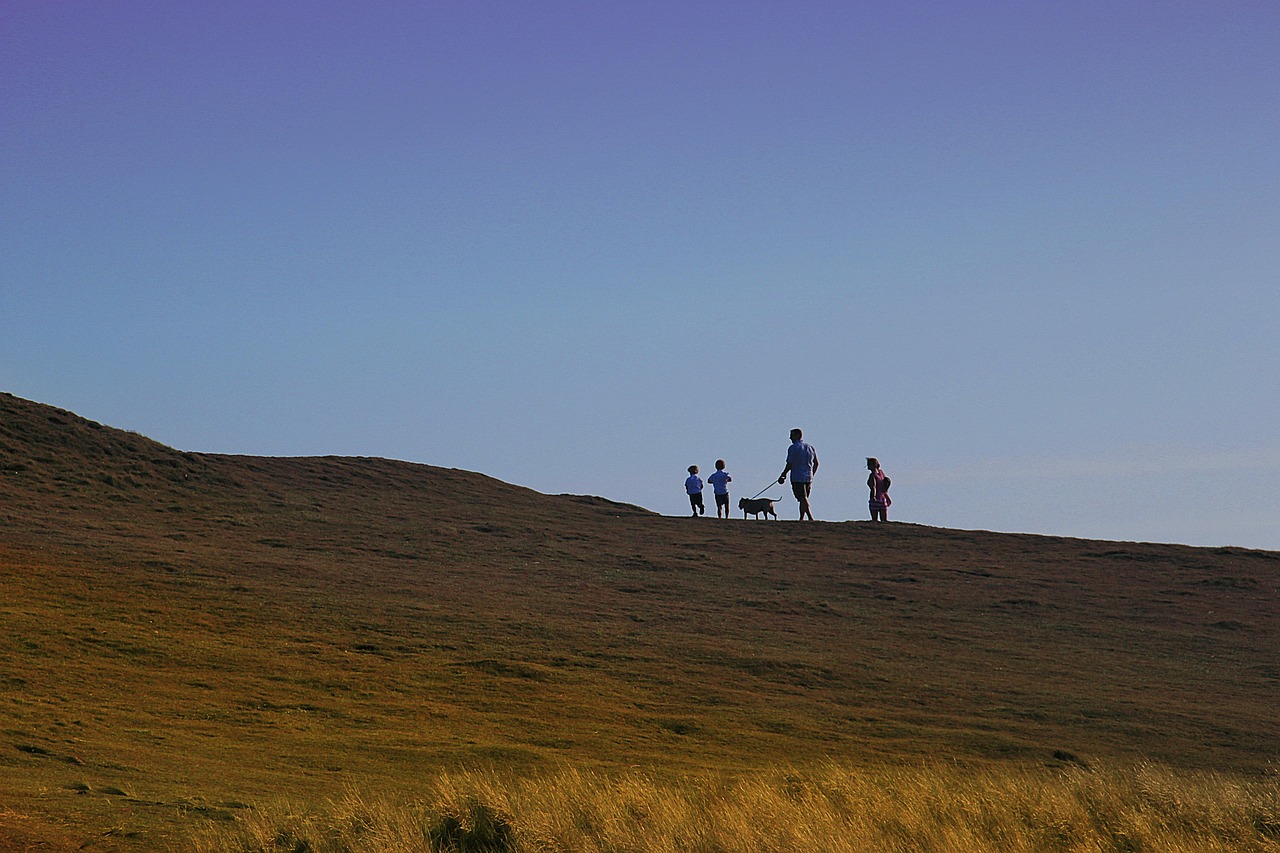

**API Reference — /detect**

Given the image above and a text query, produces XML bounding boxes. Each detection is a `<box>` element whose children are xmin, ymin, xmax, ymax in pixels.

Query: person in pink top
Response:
<box><xmin>867</xmin><ymin>457</ymin><xmax>891</xmax><ymax>522</ymax></box>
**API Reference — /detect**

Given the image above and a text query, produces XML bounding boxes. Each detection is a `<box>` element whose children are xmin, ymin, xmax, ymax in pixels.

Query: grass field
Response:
<box><xmin>1</xmin><ymin>392</ymin><xmax>1277</xmax><ymax>850</ymax></box>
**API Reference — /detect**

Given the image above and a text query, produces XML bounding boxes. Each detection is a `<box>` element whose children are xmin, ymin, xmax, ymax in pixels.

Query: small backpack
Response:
<box><xmin>881</xmin><ymin>475</ymin><xmax>890</xmax><ymax>491</ymax></box>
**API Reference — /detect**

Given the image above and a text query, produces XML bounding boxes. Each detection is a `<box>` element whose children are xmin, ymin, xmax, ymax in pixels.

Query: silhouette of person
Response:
<box><xmin>685</xmin><ymin>465</ymin><xmax>705</xmax><ymax>517</ymax></box>
<box><xmin>707</xmin><ymin>459</ymin><xmax>732</xmax><ymax>519</ymax></box>
<box><xmin>867</xmin><ymin>457</ymin><xmax>891</xmax><ymax>522</ymax></box>
<box><xmin>778</xmin><ymin>428</ymin><xmax>818</xmax><ymax>521</ymax></box>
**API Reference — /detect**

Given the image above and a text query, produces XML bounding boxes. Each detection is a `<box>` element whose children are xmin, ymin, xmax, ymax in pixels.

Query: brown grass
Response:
<box><xmin>191</xmin><ymin>762</ymin><xmax>1280</xmax><ymax>852</ymax></box>
<box><xmin>1</xmin><ymin>391</ymin><xmax>1277</xmax><ymax>850</ymax></box>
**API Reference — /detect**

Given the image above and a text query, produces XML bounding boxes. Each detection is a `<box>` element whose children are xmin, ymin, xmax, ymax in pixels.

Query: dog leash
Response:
<box><xmin>749</xmin><ymin>480</ymin><xmax>782</xmax><ymax>500</ymax></box>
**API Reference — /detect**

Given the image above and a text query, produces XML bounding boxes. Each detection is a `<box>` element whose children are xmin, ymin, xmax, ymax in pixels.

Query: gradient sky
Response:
<box><xmin>4</xmin><ymin>2</ymin><xmax>1278</xmax><ymax>550</ymax></box>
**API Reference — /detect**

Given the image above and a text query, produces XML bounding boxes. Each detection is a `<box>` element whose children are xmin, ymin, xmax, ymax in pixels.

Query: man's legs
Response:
<box><xmin>791</xmin><ymin>481</ymin><xmax>813</xmax><ymax>521</ymax></box>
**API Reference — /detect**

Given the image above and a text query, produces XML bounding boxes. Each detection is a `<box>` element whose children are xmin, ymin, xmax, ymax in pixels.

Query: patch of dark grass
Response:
<box><xmin>657</xmin><ymin>718</ymin><xmax>701</xmax><ymax>736</ymax></box>
<box><xmin>272</xmin><ymin>828</ymin><xmax>313</xmax><ymax>852</ymax></box>
<box><xmin>454</xmin><ymin>659</ymin><xmax>550</xmax><ymax>681</ymax></box>
<box><xmin>1194</xmin><ymin>577</ymin><xmax>1260</xmax><ymax>589</ymax></box>
<box><xmin>994</xmin><ymin>598</ymin><xmax>1052</xmax><ymax>609</ymax></box>
<box><xmin>174</xmin><ymin>799</ymin><xmax>239</xmax><ymax>821</ymax></box>
<box><xmin>79</xmin><ymin>636</ymin><xmax>158</xmax><ymax>658</ymax></box>
<box><xmin>1254</xmin><ymin>814</ymin><xmax>1280</xmax><ymax>839</ymax></box>
<box><xmin>726</xmin><ymin>656</ymin><xmax>836</xmax><ymax>689</ymax></box>
<box><xmin>1051</xmin><ymin>749</ymin><xmax>1090</xmax><ymax>767</ymax></box>
<box><xmin>428</xmin><ymin>798</ymin><xmax>514</xmax><ymax>853</ymax></box>
<box><xmin>757</xmin><ymin>718</ymin><xmax>799</xmax><ymax>735</ymax></box>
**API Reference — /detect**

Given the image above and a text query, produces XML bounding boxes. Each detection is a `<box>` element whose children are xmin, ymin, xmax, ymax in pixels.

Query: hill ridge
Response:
<box><xmin>1</xmin><ymin>390</ymin><xmax>1278</xmax><ymax>848</ymax></box>
<box><xmin>5</xmin><ymin>390</ymin><xmax>1274</xmax><ymax>554</ymax></box>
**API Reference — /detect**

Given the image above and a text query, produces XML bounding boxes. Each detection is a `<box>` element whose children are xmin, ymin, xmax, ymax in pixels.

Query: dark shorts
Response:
<box><xmin>715</xmin><ymin>492</ymin><xmax>730</xmax><ymax>508</ymax></box>
<box><xmin>791</xmin><ymin>481</ymin><xmax>811</xmax><ymax>502</ymax></box>
<box><xmin>689</xmin><ymin>493</ymin><xmax>704</xmax><ymax>510</ymax></box>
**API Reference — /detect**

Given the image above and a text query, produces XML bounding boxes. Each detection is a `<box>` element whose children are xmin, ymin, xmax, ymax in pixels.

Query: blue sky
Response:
<box><xmin>4</xmin><ymin>2</ymin><xmax>1278</xmax><ymax>549</ymax></box>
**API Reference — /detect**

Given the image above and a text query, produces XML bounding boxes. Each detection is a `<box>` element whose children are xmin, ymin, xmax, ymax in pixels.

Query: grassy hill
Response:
<box><xmin>1</xmin><ymin>391</ymin><xmax>1276</xmax><ymax>850</ymax></box>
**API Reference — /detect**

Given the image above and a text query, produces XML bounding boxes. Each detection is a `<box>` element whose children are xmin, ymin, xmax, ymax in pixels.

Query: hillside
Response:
<box><xmin>1</xmin><ymin>391</ymin><xmax>1277</xmax><ymax>850</ymax></box>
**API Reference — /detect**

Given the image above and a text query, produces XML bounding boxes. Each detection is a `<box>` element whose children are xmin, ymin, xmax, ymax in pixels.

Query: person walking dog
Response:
<box><xmin>778</xmin><ymin>428</ymin><xmax>819</xmax><ymax>521</ymax></box>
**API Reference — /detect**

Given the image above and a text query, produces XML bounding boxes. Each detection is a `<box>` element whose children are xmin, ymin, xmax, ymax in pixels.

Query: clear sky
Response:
<box><xmin>4</xmin><ymin>2</ymin><xmax>1278</xmax><ymax>550</ymax></box>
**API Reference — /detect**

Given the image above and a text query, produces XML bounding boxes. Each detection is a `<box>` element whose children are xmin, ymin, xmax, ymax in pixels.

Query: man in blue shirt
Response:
<box><xmin>778</xmin><ymin>428</ymin><xmax>819</xmax><ymax>521</ymax></box>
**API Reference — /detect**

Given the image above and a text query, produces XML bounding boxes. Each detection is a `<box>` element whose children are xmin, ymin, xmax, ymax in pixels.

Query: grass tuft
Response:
<box><xmin>427</xmin><ymin>798</ymin><xmax>514</xmax><ymax>852</ymax></box>
<box><xmin>189</xmin><ymin>762</ymin><xmax>1280</xmax><ymax>852</ymax></box>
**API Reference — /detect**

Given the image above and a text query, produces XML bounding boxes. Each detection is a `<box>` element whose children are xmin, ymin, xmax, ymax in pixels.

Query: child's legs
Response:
<box><xmin>715</xmin><ymin>493</ymin><xmax>729</xmax><ymax>518</ymax></box>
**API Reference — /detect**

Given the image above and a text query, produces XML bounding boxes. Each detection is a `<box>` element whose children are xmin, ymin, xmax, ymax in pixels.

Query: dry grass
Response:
<box><xmin>191</xmin><ymin>762</ymin><xmax>1280</xmax><ymax>852</ymax></box>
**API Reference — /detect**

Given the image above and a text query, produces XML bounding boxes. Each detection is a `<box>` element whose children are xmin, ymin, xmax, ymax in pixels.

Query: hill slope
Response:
<box><xmin>1</xmin><ymin>391</ymin><xmax>1277</xmax><ymax>848</ymax></box>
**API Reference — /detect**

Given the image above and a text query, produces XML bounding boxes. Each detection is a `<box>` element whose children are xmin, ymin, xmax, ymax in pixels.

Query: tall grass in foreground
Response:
<box><xmin>190</xmin><ymin>761</ymin><xmax>1280</xmax><ymax>852</ymax></box>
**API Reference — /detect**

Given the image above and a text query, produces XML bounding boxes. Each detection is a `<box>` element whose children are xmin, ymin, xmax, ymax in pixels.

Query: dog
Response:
<box><xmin>738</xmin><ymin>497</ymin><xmax>778</xmax><ymax>520</ymax></box>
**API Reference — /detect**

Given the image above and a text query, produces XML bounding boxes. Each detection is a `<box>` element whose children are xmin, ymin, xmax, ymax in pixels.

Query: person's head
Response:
<box><xmin>790</xmin><ymin>428</ymin><xmax>803</xmax><ymax>442</ymax></box>
<box><xmin>715</xmin><ymin>459</ymin><xmax>726</xmax><ymax>470</ymax></box>
<box><xmin>866</xmin><ymin>457</ymin><xmax>880</xmax><ymax>471</ymax></box>
<box><xmin>688</xmin><ymin>465</ymin><xmax>698</xmax><ymax>474</ymax></box>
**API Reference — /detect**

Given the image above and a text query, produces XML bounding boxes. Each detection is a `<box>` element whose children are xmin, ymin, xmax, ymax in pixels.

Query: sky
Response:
<box><xmin>3</xmin><ymin>2</ymin><xmax>1278</xmax><ymax>550</ymax></box>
